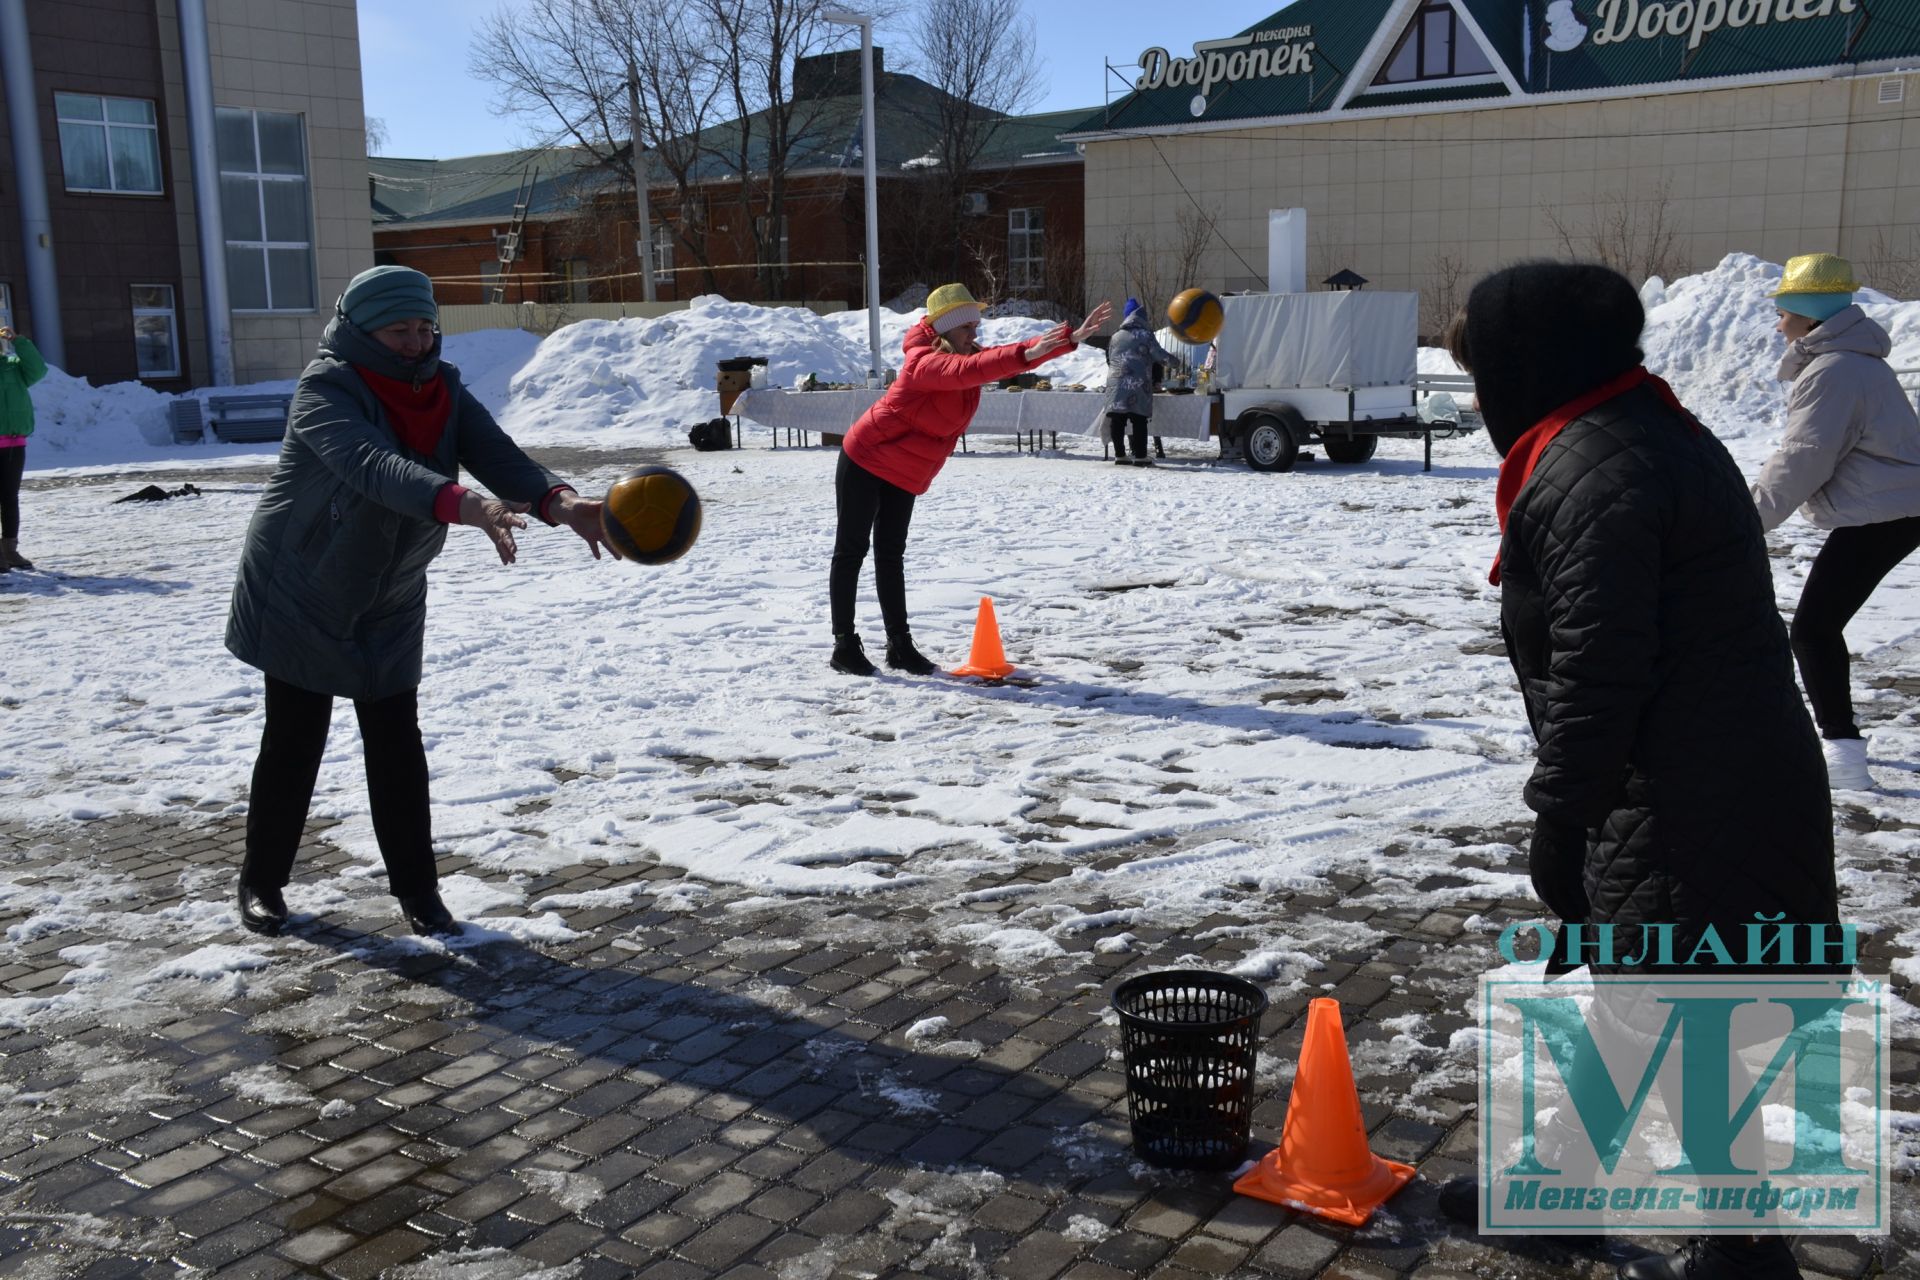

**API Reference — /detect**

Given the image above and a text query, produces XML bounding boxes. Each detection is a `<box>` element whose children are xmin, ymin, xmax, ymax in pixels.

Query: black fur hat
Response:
<box><xmin>1460</xmin><ymin>263</ymin><xmax>1645</xmax><ymax>456</ymax></box>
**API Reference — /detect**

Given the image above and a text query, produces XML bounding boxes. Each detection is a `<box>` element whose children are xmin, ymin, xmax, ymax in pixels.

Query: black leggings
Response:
<box><xmin>830</xmin><ymin>451</ymin><xmax>916</xmax><ymax>637</ymax></box>
<box><xmin>1108</xmin><ymin>412</ymin><xmax>1148</xmax><ymax>460</ymax></box>
<box><xmin>241</xmin><ymin>675</ymin><xmax>438</xmax><ymax>897</ymax></box>
<box><xmin>1790</xmin><ymin>515</ymin><xmax>1920</xmax><ymax>739</ymax></box>
<box><xmin>0</xmin><ymin>445</ymin><xmax>22</xmax><ymax>540</ymax></box>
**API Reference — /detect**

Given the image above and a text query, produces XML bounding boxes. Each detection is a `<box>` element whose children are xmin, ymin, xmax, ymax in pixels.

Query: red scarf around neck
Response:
<box><xmin>1488</xmin><ymin>365</ymin><xmax>1698</xmax><ymax>586</ymax></box>
<box><xmin>356</xmin><ymin>366</ymin><xmax>452</xmax><ymax>456</ymax></box>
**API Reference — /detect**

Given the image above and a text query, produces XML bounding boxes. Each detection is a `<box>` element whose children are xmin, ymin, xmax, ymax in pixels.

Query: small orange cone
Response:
<box><xmin>951</xmin><ymin>596</ymin><xmax>1015</xmax><ymax>678</ymax></box>
<box><xmin>1234</xmin><ymin>998</ymin><xmax>1415</xmax><ymax>1227</ymax></box>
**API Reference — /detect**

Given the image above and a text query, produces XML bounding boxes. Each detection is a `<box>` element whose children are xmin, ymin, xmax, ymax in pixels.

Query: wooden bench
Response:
<box><xmin>169</xmin><ymin>392</ymin><xmax>294</xmax><ymax>444</ymax></box>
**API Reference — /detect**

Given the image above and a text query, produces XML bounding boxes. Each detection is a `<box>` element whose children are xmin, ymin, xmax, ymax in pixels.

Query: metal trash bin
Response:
<box><xmin>1112</xmin><ymin>969</ymin><xmax>1268</xmax><ymax>1170</ymax></box>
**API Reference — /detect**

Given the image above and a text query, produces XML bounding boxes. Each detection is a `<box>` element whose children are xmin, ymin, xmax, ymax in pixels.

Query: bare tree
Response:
<box><xmin>700</xmin><ymin>0</ymin><xmax>856</xmax><ymax>296</ymax></box>
<box><xmin>1171</xmin><ymin>203</ymin><xmax>1218</xmax><ymax>294</ymax></box>
<box><xmin>1541</xmin><ymin>177</ymin><xmax>1688</xmax><ymax>284</ymax></box>
<box><xmin>1420</xmin><ymin>249</ymin><xmax>1468</xmax><ymax>343</ymax></box>
<box><xmin>967</xmin><ymin>241</ymin><xmax>1004</xmax><ymax>307</ymax></box>
<box><xmin>470</xmin><ymin>0</ymin><xmax>723</xmax><ymax>295</ymax></box>
<box><xmin>365</xmin><ymin>117</ymin><xmax>388</xmax><ymax>156</ymax></box>
<box><xmin>1859</xmin><ymin>226</ymin><xmax>1920</xmax><ymax>300</ymax></box>
<box><xmin>1042</xmin><ymin>229</ymin><xmax>1087</xmax><ymax>318</ymax></box>
<box><xmin>898</xmin><ymin>0</ymin><xmax>1043</xmax><ymax>279</ymax></box>
<box><xmin>1115</xmin><ymin>227</ymin><xmax>1168</xmax><ymax>322</ymax></box>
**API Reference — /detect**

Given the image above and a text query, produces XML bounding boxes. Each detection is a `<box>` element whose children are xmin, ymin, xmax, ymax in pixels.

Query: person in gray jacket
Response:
<box><xmin>1102</xmin><ymin>298</ymin><xmax>1179</xmax><ymax>466</ymax></box>
<box><xmin>226</xmin><ymin>266</ymin><xmax>607</xmax><ymax>938</ymax></box>
<box><xmin>1751</xmin><ymin>253</ymin><xmax>1920</xmax><ymax>791</ymax></box>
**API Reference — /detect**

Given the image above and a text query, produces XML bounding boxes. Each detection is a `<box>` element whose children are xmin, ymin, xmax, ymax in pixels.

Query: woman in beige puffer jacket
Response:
<box><xmin>1751</xmin><ymin>253</ymin><xmax>1920</xmax><ymax>790</ymax></box>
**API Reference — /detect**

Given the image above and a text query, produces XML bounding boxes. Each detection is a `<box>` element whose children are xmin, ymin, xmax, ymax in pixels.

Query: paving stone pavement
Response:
<box><xmin>0</xmin><ymin>812</ymin><xmax>1912</xmax><ymax>1279</ymax></box>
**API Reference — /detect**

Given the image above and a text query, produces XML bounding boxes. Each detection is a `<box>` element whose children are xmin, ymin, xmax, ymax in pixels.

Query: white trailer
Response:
<box><xmin>1210</xmin><ymin>290</ymin><xmax>1476</xmax><ymax>472</ymax></box>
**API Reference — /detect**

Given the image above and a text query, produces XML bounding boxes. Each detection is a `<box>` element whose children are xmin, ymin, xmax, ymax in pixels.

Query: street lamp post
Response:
<box><xmin>822</xmin><ymin>9</ymin><xmax>881</xmax><ymax>387</ymax></box>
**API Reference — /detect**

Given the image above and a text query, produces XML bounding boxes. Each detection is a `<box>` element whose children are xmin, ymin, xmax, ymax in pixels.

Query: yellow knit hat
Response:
<box><xmin>926</xmin><ymin>283</ymin><xmax>984</xmax><ymax>334</ymax></box>
<box><xmin>1770</xmin><ymin>253</ymin><xmax>1861</xmax><ymax>297</ymax></box>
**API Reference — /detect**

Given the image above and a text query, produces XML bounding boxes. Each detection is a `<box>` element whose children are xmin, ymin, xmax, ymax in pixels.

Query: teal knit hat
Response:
<box><xmin>339</xmin><ymin>265</ymin><xmax>437</xmax><ymax>333</ymax></box>
<box><xmin>1775</xmin><ymin>292</ymin><xmax>1853</xmax><ymax>323</ymax></box>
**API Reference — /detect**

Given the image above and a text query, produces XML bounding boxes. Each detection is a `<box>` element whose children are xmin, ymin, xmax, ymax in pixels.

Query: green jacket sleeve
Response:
<box><xmin>12</xmin><ymin>338</ymin><xmax>47</xmax><ymax>387</ymax></box>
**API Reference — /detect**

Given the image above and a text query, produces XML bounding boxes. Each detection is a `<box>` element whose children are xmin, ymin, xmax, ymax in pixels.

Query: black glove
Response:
<box><xmin>1528</xmin><ymin>817</ymin><xmax>1590</xmax><ymax>925</ymax></box>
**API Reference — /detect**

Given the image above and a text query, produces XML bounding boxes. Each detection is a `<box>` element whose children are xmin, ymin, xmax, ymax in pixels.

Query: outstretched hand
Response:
<box><xmin>1024</xmin><ymin>301</ymin><xmax>1115</xmax><ymax>361</ymax></box>
<box><xmin>459</xmin><ymin>491</ymin><xmax>530</xmax><ymax>564</ymax></box>
<box><xmin>1072</xmin><ymin>300</ymin><xmax>1114</xmax><ymax>343</ymax></box>
<box><xmin>551</xmin><ymin>492</ymin><xmax>610</xmax><ymax>560</ymax></box>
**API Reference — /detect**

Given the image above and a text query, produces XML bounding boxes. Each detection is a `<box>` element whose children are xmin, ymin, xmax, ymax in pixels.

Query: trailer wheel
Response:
<box><xmin>1322</xmin><ymin>433</ymin><xmax>1378</xmax><ymax>465</ymax></box>
<box><xmin>1241</xmin><ymin>411</ymin><xmax>1301</xmax><ymax>473</ymax></box>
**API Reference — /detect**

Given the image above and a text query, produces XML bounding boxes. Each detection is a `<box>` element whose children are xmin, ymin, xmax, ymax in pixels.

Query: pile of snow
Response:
<box><xmin>1641</xmin><ymin>252</ymin><xmax>1920</xmax><ymax>439</ymax></box>
<box><xmin>442</xmin><ymin>328</ymin><xmax>541</xmax><ymax>411</ymax></box>
<box><xmin>31</xmin><ymin>252</ymin><xmax>1920</xmax><ymax>468</ymax></box>
<box><xmin>1419</xmin><ymin>253</ymin><xmax>1920</xmax><ymax>442</ymax></box>
<box><xmin>885</xmin><ymin>283</ymin><xmax>931</xmax><ymax>312</ymax></box>
<box><xmin>25</xmin><ymin>366</ymin><xmax>174</xmax><ymax>463</ymax></box>
<box><xmin>495</xmin><ymin>295</ymin><xmax>1107</xmax><ymax>448</ymax></box>
<box><xmin>21</xmin><ymin>328</ymin><xmax>539</xmax><ymax>473</ymax></box>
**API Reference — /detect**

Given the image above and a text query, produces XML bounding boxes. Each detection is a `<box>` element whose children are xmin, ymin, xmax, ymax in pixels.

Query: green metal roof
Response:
<box><xmin>1064</xmin><ymin>0</ymin><xmax>1920</xmax><ymax>135</ymax></box>
<box><xmin>371</xmin><ymin>79</ymin><xmax>1091</xmax><ymax>227</ymax></box>
<box><xmin>369</xmin><ymin>147</ymin><xmax>614</xmax><ymax>225</ymax></box>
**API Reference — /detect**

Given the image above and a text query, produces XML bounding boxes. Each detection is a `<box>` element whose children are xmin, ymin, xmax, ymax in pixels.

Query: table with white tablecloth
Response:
<box><xmin>730</xmin><ymin>387</ymin><xmax>1217</xmax><ymax>449</ymax></box>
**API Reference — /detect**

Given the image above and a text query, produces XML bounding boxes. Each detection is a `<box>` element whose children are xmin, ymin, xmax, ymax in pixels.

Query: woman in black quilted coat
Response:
<box><xmin>1444</xmin><ymin>264</ymin><xmax>1837</xmax><ymax>1280</ymax></box>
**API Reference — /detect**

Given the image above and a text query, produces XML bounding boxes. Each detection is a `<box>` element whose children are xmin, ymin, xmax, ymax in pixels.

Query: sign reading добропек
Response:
<box><xmin>1134</xmin><ymin>25</ymin><xmax>1318</xmax><ymax>103</ymax></box>
<box><xmin>1590</xmin><ymin>0</ymin><xmax>1859</xmax><ymax>51</ymax></box>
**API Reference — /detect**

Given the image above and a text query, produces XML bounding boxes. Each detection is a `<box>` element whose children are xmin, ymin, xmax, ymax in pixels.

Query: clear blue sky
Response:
<box><xmin>360</xmin><ymin>1</ymin><xmax>1292</xmax><ymax>159</ymax></box>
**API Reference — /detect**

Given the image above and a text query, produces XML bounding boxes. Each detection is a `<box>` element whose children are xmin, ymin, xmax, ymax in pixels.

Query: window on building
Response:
<box><xmin>651</xmin><ymin>226</ymin><xmax>674</xmax><ymax>285</ymax></box>
<box><xmin>1374</xmin><ymin>1</ymin><xmax>1496</xmax><ymax>86</ymax></box>
<box><xmin>216</xmin><ymin>107</ymin><xmax>315</xmax><ymax>311</ymax></box>
<box><xmin>753</xmin><ymin>215</ymin><xmax>790</xmax><ymax>266</ymax></box>
<box><xmin>0</xmin><ymin>283</ymin><xmax>12</xmax><ymax>335</ymax></box>
<box><xmin>55</xmin><ymin>93</ymin><xmax>163</xmax><ymax>194</ymax></box>
<box><xmin>131</xmin><ymin>285</ymin><xmax>180</xmax><ymax>378</ymax></box>
<box><xmin>1008</xmin><ymin>207</ymin><xmax>1044</xmax><ymax>294</ymax></box>
<box><xmin>562</xmin><ymin>258</ymin><xmax>591</xmax><ymax>302</ymax></box>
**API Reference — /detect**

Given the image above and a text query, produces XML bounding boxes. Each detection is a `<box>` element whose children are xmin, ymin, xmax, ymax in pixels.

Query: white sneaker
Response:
<box><xmin>1822</xmin><ymin>737</ymin><xmax>1873</xmax><ymax>791</ymax></box>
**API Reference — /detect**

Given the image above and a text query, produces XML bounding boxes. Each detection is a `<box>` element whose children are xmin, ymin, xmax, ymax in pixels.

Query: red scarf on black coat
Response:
<box><xmin>355</xmin><ymin>366</ymin><xmax>452</xmax><ymax>456</ymax></box>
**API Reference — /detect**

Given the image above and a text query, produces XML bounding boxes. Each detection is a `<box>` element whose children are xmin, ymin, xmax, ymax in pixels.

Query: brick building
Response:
<box><xmin>0</xmin><ymin>0</ymin><xmax>373</xmax><ymax>387</ymax></box>
<box><xmin>370</xmin><ymin>51</ymin><xmax>1090</xmax><ymax>312</ymax></box>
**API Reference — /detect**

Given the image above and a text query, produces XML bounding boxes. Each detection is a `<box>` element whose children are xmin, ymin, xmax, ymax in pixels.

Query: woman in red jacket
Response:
<box><xmin>829</xmin><ymin>286</ymin><xmax>1111</xmax><ymax>675</ymax></box>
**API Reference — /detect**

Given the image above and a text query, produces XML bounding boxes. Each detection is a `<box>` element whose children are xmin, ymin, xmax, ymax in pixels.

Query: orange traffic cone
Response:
<box><xmin>951</xmin><ymin>596</ymin><xmax>1015</xmax><ymax>678</ymax></box>
<box><xmin>1233</xmin><ymin>998</ymin><xmax>1415</xmax><ymax>1227</ymax></box>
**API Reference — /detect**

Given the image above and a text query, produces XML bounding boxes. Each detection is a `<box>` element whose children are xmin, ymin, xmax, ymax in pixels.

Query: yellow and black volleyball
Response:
<box><xmin>1167</xmin><ymin>288</ymin><xmax>1225</xmax><ymax>345</ymax></box>
<box><xmin>601</xmin><ymin>465</ymin><xmax>702</xmax><ymax>565</ymax></box>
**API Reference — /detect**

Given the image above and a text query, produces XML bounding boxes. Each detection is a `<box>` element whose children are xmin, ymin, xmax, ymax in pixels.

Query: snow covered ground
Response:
<box><xmin>6</xmin><ymin>253</ymin><xmax>1920</xmax><ymax>1049</ymax></box>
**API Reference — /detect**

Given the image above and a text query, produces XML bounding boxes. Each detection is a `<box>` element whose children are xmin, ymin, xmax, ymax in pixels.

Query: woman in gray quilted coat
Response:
<box><xmin>1102</xmin><ymin>298</ymin><xmax>1178</xmax><ymax>466</ymax></box>
<box><xmin>1751</xmin><ymin>253</ymin><xmax>1920</xmax><ymax>791</ymax></box>
<box><xmin>225</xmin><ymin>266</ymin><xmax>608</xmax><ymax>938</ymax></box>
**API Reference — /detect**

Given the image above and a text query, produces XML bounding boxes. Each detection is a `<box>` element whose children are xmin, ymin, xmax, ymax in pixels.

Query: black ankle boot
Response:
<box><xmin>884</xmin><ymin>634</ymin><xmax>938</xmax><ymax>676</ymax></box>
<box><xmin>830</xmin><ymin>632</ymin><xmax>876</xmax><ymax>676</ymax></box>
<box><xmin>237</xmin><ymin>881</ymin><xmax>289</xmax><ymax>936</ymax></box>
<box><xmin>1618</xmin><ymin>1236</ymin><xmax>1801</xmax><ymax>1280</ymax></box>
<box><xmin>398</xmin><ymin>889</ymin><xmax>459</xmax><ymax>938</ymax></box>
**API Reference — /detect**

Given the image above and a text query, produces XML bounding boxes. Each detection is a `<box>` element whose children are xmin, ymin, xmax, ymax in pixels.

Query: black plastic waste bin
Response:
<box><xmin>1112</xmin><ymin>969</ymin><xmax>1268</xmax><ymax>1170</ymax></box>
